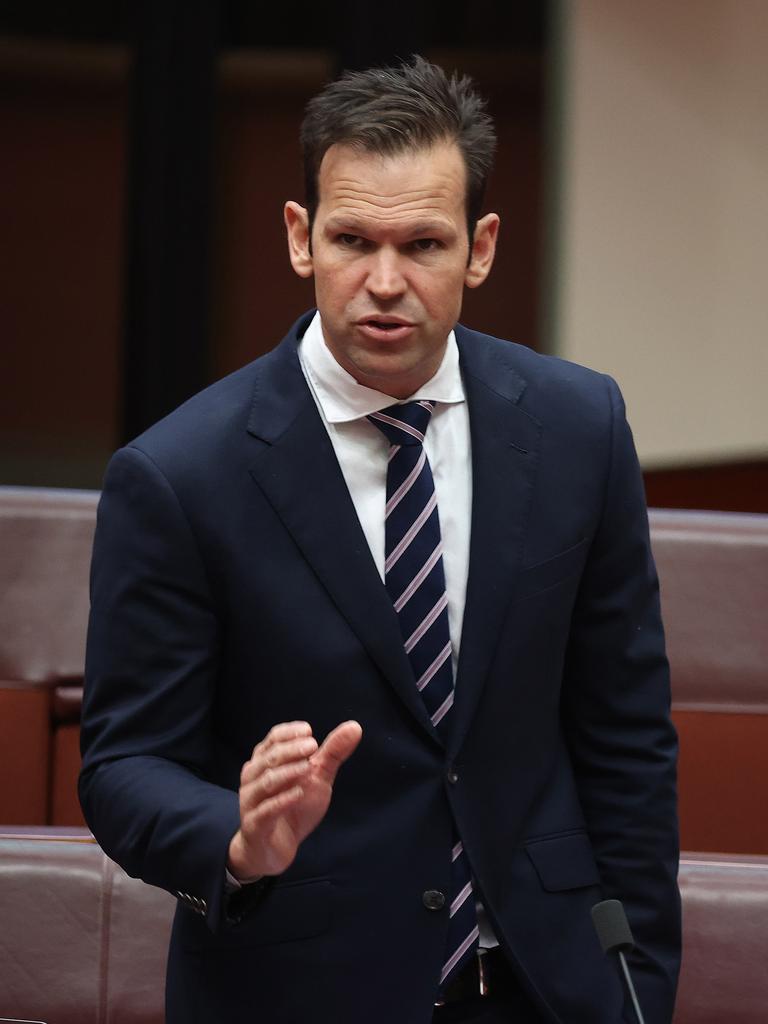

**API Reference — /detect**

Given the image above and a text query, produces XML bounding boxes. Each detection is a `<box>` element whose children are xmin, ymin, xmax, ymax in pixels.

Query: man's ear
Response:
<box><xmin>284</xmin><ymin>201</ymin><xmax>314</xmax><ymax>278</ymax></box>
<box><xmin>465</xmin><ymin>213</ymin><xmax>500</xmax><ymax>289</ymax></box>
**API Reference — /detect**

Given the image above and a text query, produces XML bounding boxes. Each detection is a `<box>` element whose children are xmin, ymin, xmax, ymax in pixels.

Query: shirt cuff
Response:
<box><xmin>225</xmin><ymin>867</ymin><xmax>264</xmax><ymax>893</ymax></box>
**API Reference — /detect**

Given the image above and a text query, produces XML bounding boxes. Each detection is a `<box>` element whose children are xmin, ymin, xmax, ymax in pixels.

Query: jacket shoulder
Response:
<box><xmin>129</xmin><ymin>359</ymin><xmax>263</xmax><ymax>463</ymax></box>
<box><xmin>456</xmin><ymin>324</ymin><xmax>620</xmax><ymax>427</ymax></box>
<box><xmin>123</xmin><ymin>313</ymin><xmax>314</xmax><ymax>476</ymax></box>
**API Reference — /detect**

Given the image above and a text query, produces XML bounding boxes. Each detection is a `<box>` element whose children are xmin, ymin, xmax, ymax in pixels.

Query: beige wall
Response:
<box><xmin>554</xmin><ymin>0</ymin><xmax>768</xmax><ymax>468</ymax></box>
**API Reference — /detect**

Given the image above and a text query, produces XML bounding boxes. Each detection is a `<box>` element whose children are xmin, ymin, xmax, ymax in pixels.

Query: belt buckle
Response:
<box><xmin>477</xmin><ymin>948</ymin><xmax>489</xmax><ymax>997</ymax></box>
<box><xmin>434</xmin><ymin>949</ymin><xmax>490</xmax><ymax>1008</ymax></box>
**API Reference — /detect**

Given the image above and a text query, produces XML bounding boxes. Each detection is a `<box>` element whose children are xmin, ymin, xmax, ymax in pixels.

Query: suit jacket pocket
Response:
<box><xmin>187</xmin><ymin>877</ymin><xmax>333</xmax><ymax>950</ymax></box>
<box><xmin>516</xmin><ymin>538</ymin><xmax>588</xmax><ymax>602</ymax></box>
<box><xmin>232</xmin><ymin>876</ymin><xmax>332</xmax><ymax>945</ymax></box>
<box><xmin>525</xmin><ymin>831</ymin><xmax>601</xmax><ymax>892</ymax></box>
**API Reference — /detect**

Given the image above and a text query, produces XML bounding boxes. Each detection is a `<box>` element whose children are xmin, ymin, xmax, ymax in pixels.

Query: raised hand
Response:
<box><xmin>227</xmin><ymin>719</ymin><xmax>363</xmax><ymax>880</ymax></box>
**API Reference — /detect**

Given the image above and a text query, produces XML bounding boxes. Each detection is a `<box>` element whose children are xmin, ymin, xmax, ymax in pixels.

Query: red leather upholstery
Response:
<box><xmin>0</xmin><ymin>828</ymin><xmax>173</xmax><ymax>1024</ymax></box>
<box><xmin>649</xmin><ymin>510</ymin><xmax>768</xmax><ymax>853</ymax></box>
<box><xmin>0</xmin><ymin>487</ymin><xmax>96</xmax><ymax>825</ymax></box>
<box><xmin>675</xmin><ymin>853</ymin><xmax>768</xmax><ymax>1023</ymax></box>
<box><xmin>2</xmin><ymin>489</ymin><xmax>767</xmax><ymax>858</ymax></box>
<box><xmin>1</xmin><ymin>830</ymin><xmax>765</xmax><ymax>1023</ymax></box>
<box><xmin>650</xmin><ymin>510</ymin><xmax>768</xmax><ymax>710</ymax></box>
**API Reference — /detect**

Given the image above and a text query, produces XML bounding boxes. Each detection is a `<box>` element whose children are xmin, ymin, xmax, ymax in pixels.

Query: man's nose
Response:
<box><xmin>366</xmin><ymin>249</ymin><xmax>406</xmax><ymax>299</ymax></box>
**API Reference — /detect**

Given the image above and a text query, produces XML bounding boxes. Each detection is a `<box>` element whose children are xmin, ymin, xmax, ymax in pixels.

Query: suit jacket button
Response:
<box><xmin>446</xmin><ymin>768</ymin><xmax>459</xmax><ymax>784</ymax></box>
<box><xmin>423</xmin><ymin>889</ymin><xmax>446</xmax><ymax>911</ymax></box>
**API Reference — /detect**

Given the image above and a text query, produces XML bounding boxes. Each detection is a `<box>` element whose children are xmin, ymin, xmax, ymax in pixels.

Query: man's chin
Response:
<box><xmin>345</xmin><ymin>354</ymin><xmax>435</xmax><ymax>399</ymax></box>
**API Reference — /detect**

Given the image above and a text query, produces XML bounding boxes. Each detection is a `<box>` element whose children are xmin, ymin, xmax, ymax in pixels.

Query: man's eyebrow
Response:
<box><xmin>323</xmin><ymin>217</ymin><xmax>366</xmax><ymax>233</ymax></box>
<box><xmin>404</xmin><ymin>220</ymin><xmax>455</xmax><ymax>237</ymax></box>
<box><xmin>323</xmin><ymin>216</ymin><xmax>454</xmax><ymax>237</ymax></box>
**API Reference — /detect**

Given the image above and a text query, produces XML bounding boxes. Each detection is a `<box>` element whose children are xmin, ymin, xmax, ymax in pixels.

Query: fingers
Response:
<box><xmin>230</xmin><ymin>719</ymin><xmax>363</xmax><ymax>879</ymax></box>
<box><xmin>311</xmin><ymin>720</ymin><xmax>363</xmax><ymax>783</ymax></box>
<box><xmin>243</xmin><ymin>737</ymin><xmax>317</xmax><ymax>781</ymax></box>
<box><xmin>239</xmin><ymin>718</ymin><xmax>362</xmax><ymax>813</ymax></box>
<box><xmin>250</xmin><ymin>721</ymin><xmax>313</xmax><ymax>762</ymax></box>
<box><xmin>241</xmin><ymin>782</ymin><xmax>306</xmax><ymax>833</ymax></box>
<box><xmin>228</xmin><ymin>772</ymin><xmax>308</xmax><ymax>879</ymax></box>
<box><xmin>243</xmin><ymin>722</ymin><xmax>316</xmax><ymax>778</ymax></box>
<box><xmin>240</xmin><ymin>725</ymin><xmax>317</xmax><ymax>811</ymax></box>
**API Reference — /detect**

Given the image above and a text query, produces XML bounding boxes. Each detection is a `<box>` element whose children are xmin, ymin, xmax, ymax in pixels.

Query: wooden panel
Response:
<box><xmin>674</xmin><ymin>710</ymin><xmax>768</xmax><ymax>855</ymax></box>
<box><xmin>645</xmin><ymin>460</ymin><xmax>768</xmax><ymax>514</ymax></box>
<box><xmin>51</xmin><ymin>723</ymin><xmax>85</xmax><ymax>827</ymax></box>
<box><xmin>0</xmin><ymin>40</ymin><xmax>126</xmax><ymax>487</ymax></box>
<box><xmin>0</xmin><ymin>688</ymin><xmax>50</xmax><ymax>824</ymax></box>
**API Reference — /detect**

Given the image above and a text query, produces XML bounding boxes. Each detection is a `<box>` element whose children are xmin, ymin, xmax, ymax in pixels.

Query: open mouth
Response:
<box><xmin>367</xmin><ymin>320</ymin><xmax>404</xmax><ymax>330</ymax></box>
<box><xmin>357</xmin><ymin>319</ymin><xmax>415</xmax><ymax>341</ymax></box>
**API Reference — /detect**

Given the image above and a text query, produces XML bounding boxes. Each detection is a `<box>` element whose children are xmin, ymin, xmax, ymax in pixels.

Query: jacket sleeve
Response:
<box><xmin>79</xmin><ymin>444</ymin><xmax>241</xmax><ymax>931</ymax></box>
<box><xmin>560</xmin><ymin>375</ymin><xmax>681</xmax><ymax>1022</ymax></box>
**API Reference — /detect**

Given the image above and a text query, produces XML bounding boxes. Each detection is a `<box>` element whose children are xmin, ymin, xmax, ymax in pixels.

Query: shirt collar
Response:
<box><xmin>299</xmin><ymin>311</ymin><xmax>465</xmax><ymax>424</ymax></box>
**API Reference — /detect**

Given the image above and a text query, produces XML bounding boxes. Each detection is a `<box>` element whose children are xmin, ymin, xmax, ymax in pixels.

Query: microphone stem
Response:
<box><xmin>618</xmin><ymin>951</ymin><xmax>646</xmax><ymax>1024</ymax></box>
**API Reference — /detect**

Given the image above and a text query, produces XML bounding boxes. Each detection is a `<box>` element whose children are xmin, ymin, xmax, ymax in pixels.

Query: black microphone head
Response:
<box><xmin>591</xmin><ymin>899</ymin><xmax>635</xmax><ymax>955</ymax></box>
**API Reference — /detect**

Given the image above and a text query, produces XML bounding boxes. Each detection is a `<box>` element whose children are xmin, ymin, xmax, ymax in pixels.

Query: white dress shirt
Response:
<box><xmin>298</xmin><ymin>311</ymin><xmax>472</xmax><ymax>679</ymax></box>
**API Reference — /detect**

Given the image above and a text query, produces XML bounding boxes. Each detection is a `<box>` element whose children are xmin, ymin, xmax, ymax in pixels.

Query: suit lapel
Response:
<box><xmin>449</xmin><ymin>327</ymin><xmax>542</xmax><ymax>757</ymax></box>
<box><xmin>245</xmin><ymin>318</ymin><xmax>440</xmax><ymax>742</ymax></box>
<box><xmin>244</xmin><ymin>317</ymin><xmax>542</xmax><ymax>750</ymax></box>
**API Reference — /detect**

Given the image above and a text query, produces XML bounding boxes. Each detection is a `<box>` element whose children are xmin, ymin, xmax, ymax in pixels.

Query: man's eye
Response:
<box><xmin>338</xmin><ymin>233</ymin><xmax>361</xmax><ymax>246</ymax></box>
<box><xmin>413</xmin><ymin>238</ymin><xmax>440</xmax><ymax>252</ymax></box>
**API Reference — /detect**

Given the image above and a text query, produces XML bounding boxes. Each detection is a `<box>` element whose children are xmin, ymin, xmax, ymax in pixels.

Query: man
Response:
<box><xmin>80</xmin><ymin>57</ymin><xmax>680</xmax><ymax>1023</ymax></box>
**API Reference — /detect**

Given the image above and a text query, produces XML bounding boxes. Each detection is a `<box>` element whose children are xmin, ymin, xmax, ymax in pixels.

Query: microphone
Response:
<box><xmin>591</xmin><ymin>899</ymin><xmax>646</xmax><ymax>1024</ymax></box>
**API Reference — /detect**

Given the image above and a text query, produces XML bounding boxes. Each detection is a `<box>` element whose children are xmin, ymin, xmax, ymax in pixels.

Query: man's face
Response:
<box><xmin>285</xmin><ymin>141</ymin><xmax>499</xmax><ymax>398</ymax></box>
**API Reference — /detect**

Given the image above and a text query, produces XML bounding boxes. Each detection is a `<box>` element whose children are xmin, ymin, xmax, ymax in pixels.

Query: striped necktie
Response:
<box><xmin>368</xmin><ymin>400</ymin><xmax>479</xmax><ymax>994</ymax></box>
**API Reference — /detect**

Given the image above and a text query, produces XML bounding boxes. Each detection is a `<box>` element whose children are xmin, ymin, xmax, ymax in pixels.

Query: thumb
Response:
<box><xmin>311</xmin><ymin>720</ymin><xmax>363</xmax><ymax>783</ymax></box>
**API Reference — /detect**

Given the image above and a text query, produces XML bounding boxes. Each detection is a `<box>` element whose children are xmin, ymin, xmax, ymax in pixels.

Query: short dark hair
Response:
<box><xmin>300</xmin><ymin>56</ymin><xmax>497</xmax><ymax>243</ymax></box>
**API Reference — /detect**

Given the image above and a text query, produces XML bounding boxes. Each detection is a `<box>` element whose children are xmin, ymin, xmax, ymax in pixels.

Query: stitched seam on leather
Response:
<box><xmin>98</xmin><ymin>851</ymin><xmax>113</xmax><ymax>1024</ymax></box>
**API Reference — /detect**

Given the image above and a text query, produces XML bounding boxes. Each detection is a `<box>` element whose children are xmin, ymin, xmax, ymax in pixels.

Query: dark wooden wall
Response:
<box><xmin>1</xmin><ymin>34</ymin><xmax>765</xmax><ymax>511</ymax></box>
<box><xmin>1</xmin><ymin>42</ymin><xmax>546</xmax><ymax>489</ymax></box>
<box><xmin>0</xmin><ymin>40</ymin><xmax>126</xmax><ymax>487</ymax></box>
<box><xmin>644</xmin><ymin>461</ymin><xmax>768</xmax><ymax>514</ymax></box>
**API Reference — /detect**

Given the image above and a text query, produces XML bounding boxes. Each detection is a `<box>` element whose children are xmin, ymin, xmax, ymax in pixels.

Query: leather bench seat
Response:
<box><xmin>2</xmin><ymin>488</ymin><xmax>768</xmax><ymax>857</ymax></box>
<box><xmin>649</xmin><ymin>510</ymin><xmax>768</xmax><ymax>853</ymax></box>
<box><xmin>1</xmin><ymin>829</ymin><xmax>766</xmax><ymax>1023</ymax></box>
<box><xmin>675</xmin><ymin>853</ymin><xmax>768</xmax><ymax>1023</ymax></box>
<box><xmin>0</xmin><ymin>487</ymin><xmax>96</xmax><ymax>826</ymax></box>
<box><xmin>0</xmin><ymin>827</ymin><xmax>173</xmax><ymax>1024</ymax></box>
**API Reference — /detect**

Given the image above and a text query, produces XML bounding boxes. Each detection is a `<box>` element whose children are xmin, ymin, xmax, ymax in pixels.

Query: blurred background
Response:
<box><xmin>1</xmin><ymin>0</ymin><xmax>766</xmax><ymax>509</ymax></box>
<box><xmin>2</xmin><ymin>20</ymin><xmax>768</xmax><ymax>1009</ymax></box>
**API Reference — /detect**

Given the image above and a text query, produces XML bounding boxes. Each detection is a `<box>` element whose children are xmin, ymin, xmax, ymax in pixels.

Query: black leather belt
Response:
<box><xmin>434</xmin><ymin>947</ymin><xmax>510</xmax><ymax>1006</ymax></box>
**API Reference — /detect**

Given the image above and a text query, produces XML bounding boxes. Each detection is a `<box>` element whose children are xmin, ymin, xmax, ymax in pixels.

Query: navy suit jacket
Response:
<box><xmin>80</xmin><ymin>312</ymin><xmax>680</xmax><ymax>1023</ymax></box>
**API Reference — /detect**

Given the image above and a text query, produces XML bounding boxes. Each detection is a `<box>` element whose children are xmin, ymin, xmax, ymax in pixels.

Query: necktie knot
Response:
<box><xmin>368</xmin><ymin>400</ymin><xmax>435</xmax><ymax>447</ymax></box>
